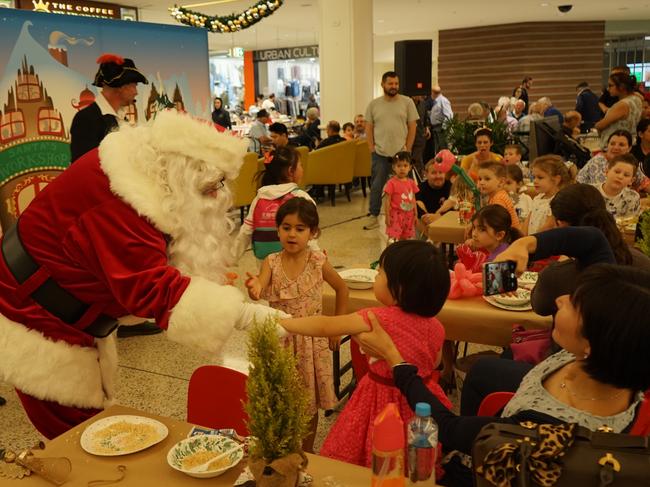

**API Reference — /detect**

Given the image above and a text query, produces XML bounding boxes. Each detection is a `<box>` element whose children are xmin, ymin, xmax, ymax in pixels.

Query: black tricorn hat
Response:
<box><xmin>92</xmin><ymin>53</ymin><xmax>148</xmax><ymax>88</ymax></box>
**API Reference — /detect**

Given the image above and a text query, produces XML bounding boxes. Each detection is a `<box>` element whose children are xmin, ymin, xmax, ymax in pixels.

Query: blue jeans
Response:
<box><xmin>369</xmin><ymin>152</ymin><xmax>392</xmax><ymax>216</ymax></box>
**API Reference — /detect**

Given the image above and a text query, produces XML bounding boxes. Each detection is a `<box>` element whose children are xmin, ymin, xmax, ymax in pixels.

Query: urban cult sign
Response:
<box><xmin>16</xmin><ymin>0</ymin><xmax>128</xmax><ymax>19</ymax></box>
<box><xmin>253</xmin><ymin>45</ymin><xmax>319</xmax><ymax>62</ymax></box>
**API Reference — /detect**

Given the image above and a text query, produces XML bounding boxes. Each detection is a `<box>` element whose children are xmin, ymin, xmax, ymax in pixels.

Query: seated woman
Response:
<box><xmin>357</xmin><ymin>244</ymin><xmax>650</xmax><ymax>486</ymax></box>
<box><xmin>459</xmin><ymin>127</ymin><xmax>503</xmax><ymax>180</ymax></box>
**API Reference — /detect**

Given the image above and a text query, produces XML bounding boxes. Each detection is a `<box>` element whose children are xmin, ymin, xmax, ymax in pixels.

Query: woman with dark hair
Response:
<box><xmin>356</xmin><ymin>242</ymin><xmax>650</xmax><ymax>486</ymax></box>
<box><xmin>595</xmin><ymin>73</ymin><xmax>642</xmax><ymax>149</ymax></box>
<box><xmin>211</xmin><ymin>97</ymin><xmax>232</xmax><ymax>129</ymax></box>
<box><xmin>459</xmin><ymin>127</ymin><xmax>502</xmax><ymax>180</ymax></box>
<box><xmin>576</xmin><ymin>129</ymin><xmax>644</xmax><ymax>188</ymax></box>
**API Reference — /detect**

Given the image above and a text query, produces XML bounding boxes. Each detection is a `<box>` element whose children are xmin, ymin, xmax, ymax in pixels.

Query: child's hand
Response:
<box><xmin>328</xmin><ymin>336</ymin><xmax>341</xmax><ymax>351</ymax></box>
<box><xmin>245</xmin><ymin>272</ymin><xmax>263</xmax><ymax>300</ymax></box>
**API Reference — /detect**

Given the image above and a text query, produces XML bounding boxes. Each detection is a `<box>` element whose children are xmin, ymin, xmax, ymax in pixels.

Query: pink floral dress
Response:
<box><xmin>262</xmin><ymin>250</ymin><xmax>337</xmax><ymax>415</ymax></box>
<box><xmin>319</xmin><ymin>305</ymin><xmax>451</xmax><ymax>466</ymax></box>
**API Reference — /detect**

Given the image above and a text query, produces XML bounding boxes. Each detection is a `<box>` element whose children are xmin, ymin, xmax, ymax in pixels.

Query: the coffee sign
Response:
<box><xmin>16</xmin><ymin>0</ymin><xmax>133</xmax><ymax>19</ymax></box>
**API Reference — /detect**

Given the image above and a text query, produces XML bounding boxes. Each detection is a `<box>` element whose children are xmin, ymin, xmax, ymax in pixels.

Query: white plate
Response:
<box><xmin>80</xmin><ymin>415</ymin><xmax>168</xmax><ymax>456</ymax></box>
<box><xmin>483</xmin><ymin>295</ymin><xmax>532</xmax><ymax>311</ymax></box>
<box><xmin>338</xmin><ymin>268</ymin><xmax>378</xmax><ymax>289</ymax></box>
<box><xmin>167</xmin><ymin>434</ymin><xmax>243</xmax><ymax>479</ymax></box>
<box><xmin>491</xmin><ymin>289</ymin><xmax>531</xmax><ymax>306</ymax></box>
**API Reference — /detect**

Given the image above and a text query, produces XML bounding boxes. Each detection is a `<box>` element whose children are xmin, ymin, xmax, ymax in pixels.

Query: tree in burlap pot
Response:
<box><xmin>245</xmin><ymin>317</ymin><xmax>311</xmax><ymax>487</ymax></box>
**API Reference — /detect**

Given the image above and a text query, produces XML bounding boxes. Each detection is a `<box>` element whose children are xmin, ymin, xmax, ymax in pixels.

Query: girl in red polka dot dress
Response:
<box><xmin>281</xmin><ymin>240</ymin><xmax>452</xmax><ymax>466</ymax></box>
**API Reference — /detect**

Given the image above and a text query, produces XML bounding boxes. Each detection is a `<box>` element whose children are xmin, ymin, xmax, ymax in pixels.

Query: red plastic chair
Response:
<box><xmin>629</xmin><ymin>390</ymin><xmax>650</xmax><ymax>436</ymax></box>
<box><xmin>350</xmin><ymin>340</ymin><xmax>370</xmax><ymax>382</ymax></box>
<box><xmin>477</xmin><ymin>392</ymin><xmax>515</xmax><ymax>417</ymax></box>
<box><xmin>187</xmin><ymin>365</ymin><xmax>249</xmax><ymax>435</ymax></box>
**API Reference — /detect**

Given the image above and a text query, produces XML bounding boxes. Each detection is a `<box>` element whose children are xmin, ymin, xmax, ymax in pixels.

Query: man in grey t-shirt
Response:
<box><xmin>363</xmin><ymin>71</ymin><xmax>419</xmax><ymax>229</ymax></box>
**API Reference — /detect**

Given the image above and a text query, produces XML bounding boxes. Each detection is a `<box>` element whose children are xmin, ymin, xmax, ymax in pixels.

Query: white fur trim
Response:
<box><xmin>0</xmin><ymin>314</ymin><xmax>112</xmax><ymax>409</ymax></box>
<box><xmin>167</xmin><ymin>277</ymin><xmax>244</xmax><ymax>354</ymax></box>
<box><xmin>99</xmin><ymin>111</ymin><xmax>248</xmax><ymax>234</ymax></box>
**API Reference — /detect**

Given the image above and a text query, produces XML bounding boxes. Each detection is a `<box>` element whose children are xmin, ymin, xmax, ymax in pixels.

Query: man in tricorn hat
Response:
<box><xmin>70</xmin><ymin>54</ymin><xmax>158</xmax><ymax>338</ymax></box>
<box><xmin>69</xmin><ymin>53</ymin><xmax>148</xmax><ymax>163</ymax></box>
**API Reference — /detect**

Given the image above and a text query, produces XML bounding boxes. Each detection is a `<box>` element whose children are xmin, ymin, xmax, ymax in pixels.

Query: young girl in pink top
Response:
<box><xmin>281</xmin><ymin>240</ymin><xmax>452</xmax><ymax>467</ymax></box>
<box><xmin>384</xmin><ymin>151</ymin><xmax>419</xmax><ymax>242</ymax></box>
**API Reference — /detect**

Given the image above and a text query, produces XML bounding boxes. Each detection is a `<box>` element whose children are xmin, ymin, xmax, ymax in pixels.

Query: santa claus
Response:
<box><xmin>0</xmin><ymin>111</ymin><xmax>279</xmax><ymax>438</ymax></box>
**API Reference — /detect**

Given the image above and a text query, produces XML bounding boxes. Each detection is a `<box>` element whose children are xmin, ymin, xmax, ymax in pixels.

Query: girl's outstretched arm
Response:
<box><xmin>280</xmin><ymin>312</ymin><xmax>369</xmax><ymax>337</ymax></box>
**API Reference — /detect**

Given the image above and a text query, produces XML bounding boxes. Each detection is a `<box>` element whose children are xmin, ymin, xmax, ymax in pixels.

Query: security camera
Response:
<box><xmin>558</xmin><ymin>4</ymin><xmax>573</xmax><ymax>12</ymax></box>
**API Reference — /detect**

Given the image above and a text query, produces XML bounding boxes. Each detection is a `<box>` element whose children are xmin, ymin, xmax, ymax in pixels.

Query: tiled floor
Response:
<box><xmin>0</xmin><ymin>188</ymin><xmax>386</xmax><ymax>452</ymax></box>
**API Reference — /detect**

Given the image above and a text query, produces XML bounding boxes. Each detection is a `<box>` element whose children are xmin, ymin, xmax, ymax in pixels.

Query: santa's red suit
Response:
<box><xmin>0</xmin><ymin>112</ymin><xmax>274</xmax><ymax>438</ymax></box>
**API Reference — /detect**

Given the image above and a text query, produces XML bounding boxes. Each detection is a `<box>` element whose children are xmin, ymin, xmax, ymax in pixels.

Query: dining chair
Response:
<box><xmin>302</xmin><ymin>140</ymin><xmax>355</xmax><ymax>206</ymax></box>
<box><xmin>353</xmin><ymin>140</ymin><xmax>372</xmax><ymax>197</ymax></box>
<box><xmin>477</xmin><ymin>391</ymin><xmax>515</xmax><ymax>417</ymax></box>
<box><xmin>187</xmin><ymin>365</ymin><xmax>249</xmax><ymax>435</ymax></box>
<box><xmin>230</xmin><ymin>152</ymin><xmax>260</xmax><ymax>224</ymax></box>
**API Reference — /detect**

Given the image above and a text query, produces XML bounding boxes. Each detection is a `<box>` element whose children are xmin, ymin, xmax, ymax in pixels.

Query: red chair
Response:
<box><xmin>350</xmin><ymin>340</ymin><xmax>370</xmax><ymax>382</ymax></box>
<box><xmin>187</xmin><ymin>365</ymin><xmax>249</xmax><ymax>435</ymax></box>
<box><xmin>477</xmin><ymin>392</ymin><xmax>515</xmax><ymax>417</ymax></box>
<box><xmin>629</xmin><ymin>390</ymin><xmax>650</xmax><ymax>436</ymax></box>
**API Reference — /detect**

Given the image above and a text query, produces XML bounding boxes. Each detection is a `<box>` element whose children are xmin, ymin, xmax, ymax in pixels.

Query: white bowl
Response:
<box><xmin>338</xmin><ymin>268</ymin><xmax>378</xmax><ymax>290</ymax></box>
<box><xmin>167</xmin><ymin>434</ymin><xmax>243</xmax><ymax>479</ymax></box>
<box><xmin>492</xmin><ymin>289</ymin><xmax>531</xmax><ymax>306</ymax></box>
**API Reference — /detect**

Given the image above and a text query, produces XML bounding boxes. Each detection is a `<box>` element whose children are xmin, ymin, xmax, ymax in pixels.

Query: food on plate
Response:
<box><xmin>91</xmin><ymin>421</ymin><xmax>160</xmax><ymax>454</ymax></box>
<box><xmin>181</xmin><ymin>451</ymin><xmax>231</xmax><ymax>471</ymax></box>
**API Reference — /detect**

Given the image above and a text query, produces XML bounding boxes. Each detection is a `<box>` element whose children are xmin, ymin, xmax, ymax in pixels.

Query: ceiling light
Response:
<box><xmin>377</xmin><ymin>19</ymin><xmax>385</xmax><ymax>23</ymax></box>
<box><xmin>540</xmin><ymin>2</ymin><xmax>549</xmax><ymax>6</ymax></box>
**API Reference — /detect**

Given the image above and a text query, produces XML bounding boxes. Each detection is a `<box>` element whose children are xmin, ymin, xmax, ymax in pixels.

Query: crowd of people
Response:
<box><xmin>3</xmin><ymin>53</ymin><xmax>650</xmax><ymax>487</ymax></box>
<box><xmin>221</xmin><ymin>68</ymin><xmax>650</xmax><ymax>485</ymax></box>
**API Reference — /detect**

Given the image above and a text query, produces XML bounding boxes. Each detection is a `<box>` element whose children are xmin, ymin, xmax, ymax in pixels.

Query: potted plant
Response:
<box><xmin>245</xmin><ymin>317</ymin><xmax>311</xmax><ymax>487</ymax></box>
<box><xmin>442</xmin><ymin>116</ymin><xmax>516</xmax><ymax>156</ymax></box>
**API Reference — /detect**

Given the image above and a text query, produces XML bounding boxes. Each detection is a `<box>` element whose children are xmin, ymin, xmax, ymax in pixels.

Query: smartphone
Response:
<box><xmin>482</xmin><ymin>260</ymin><xmax>518</xmax><ymax>296</ymax></box>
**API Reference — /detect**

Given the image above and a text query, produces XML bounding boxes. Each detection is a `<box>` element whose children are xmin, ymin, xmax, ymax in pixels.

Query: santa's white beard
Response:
<box><xmin>160</xmin><ymin>157</ymin><xmax>235</xmax><ymax>283</ymax></box>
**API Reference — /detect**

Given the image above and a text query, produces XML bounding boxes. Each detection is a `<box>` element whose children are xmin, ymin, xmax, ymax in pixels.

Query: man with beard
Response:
<box><xmin>0</xmin><ymin>111</ymin><xmax>282</xmax><ymax>439</ymax></box>
<box><xmin>363</xmin><ymin>72</ymin><xmax>419</xmax><ymax>230</ymax></box>
<box><xmin>70</xmin><ymin>54</ymin><xmax>147</xmax><ymax>163</ymax></box>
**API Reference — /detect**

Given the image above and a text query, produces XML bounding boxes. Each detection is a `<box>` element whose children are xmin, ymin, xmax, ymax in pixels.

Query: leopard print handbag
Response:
<box><xmin>472</xmin><ymin>421</ymin><xmax>650</xmax><ymax>487</ymax></box>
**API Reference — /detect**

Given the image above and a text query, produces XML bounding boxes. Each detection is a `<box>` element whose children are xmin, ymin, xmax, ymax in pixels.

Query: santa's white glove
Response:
<box><xmin>236</xmin><ymin>302</ymin><xmax>290</xmax><ymax>337</ymax></box>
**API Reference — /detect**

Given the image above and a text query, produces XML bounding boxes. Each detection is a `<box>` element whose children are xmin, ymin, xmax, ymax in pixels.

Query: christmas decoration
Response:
<box><xmin>169</xmin><ymin>0</ymin><xmax>284</xmax><ymax>33</ymax></box>
<box><xmin>245</xmin><ymin>316</ymin><xmax>310</xmax><ymax>487</ymax></box>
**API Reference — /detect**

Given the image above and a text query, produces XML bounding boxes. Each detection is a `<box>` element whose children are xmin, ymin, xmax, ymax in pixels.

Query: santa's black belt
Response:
<box><xmin>1</xmin><ymin>221</ymin><xmax>118</xmax><ymax>338</ymax></box>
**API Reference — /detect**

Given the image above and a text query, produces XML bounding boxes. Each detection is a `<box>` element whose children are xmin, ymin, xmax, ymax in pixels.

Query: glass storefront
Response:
<box><xmin>209</xmin><ymin>55</ymin><xmax>244</xmax><ymax>110</ymax></box>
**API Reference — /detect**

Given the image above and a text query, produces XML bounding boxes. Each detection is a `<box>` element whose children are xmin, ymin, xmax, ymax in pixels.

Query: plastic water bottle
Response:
<box><xmin>406</xmin><ymin>403</ymin><xmax>438</xmax><ymax>487</ymax></box>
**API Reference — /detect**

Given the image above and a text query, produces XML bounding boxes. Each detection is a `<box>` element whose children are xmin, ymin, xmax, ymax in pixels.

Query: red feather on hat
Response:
<box><xmin>96</xmin><ymin>54</ymin><xmax>124</xmax><ymax>65</ymax></box>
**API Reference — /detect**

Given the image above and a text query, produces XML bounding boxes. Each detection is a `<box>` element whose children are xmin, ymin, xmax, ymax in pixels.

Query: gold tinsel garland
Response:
<box><xmin>169</xmin><ymin>0</ymin><xmax>283</xmax><ymax>33</ymax></box>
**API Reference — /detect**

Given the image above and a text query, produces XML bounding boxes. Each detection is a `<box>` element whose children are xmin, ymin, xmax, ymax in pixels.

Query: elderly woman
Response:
<box><xmin>595</xmin><ymin>72</ymin><xmax>642</xmax><ymax>149</ymax></box>
<box><xmin>459</xmin><ymin>127</ymin><xmax>502</xmax><ymax>180</ymax></box>
<box><xmin>577</xmin><ymin>129</ymin><xmax>645</xmax><ymax>188</ymax></box>
<box><xmin>356</xmin><ymin>228</ymin><xmax>650</xmax><ymax>486</ymax></box>
<box><xmin>300</xmin><ymin>107</ymin><xmax>321</xmax><ymax>148</ymax></box>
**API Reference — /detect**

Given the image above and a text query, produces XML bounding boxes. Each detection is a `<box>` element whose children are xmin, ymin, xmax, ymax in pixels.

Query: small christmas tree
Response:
<box><xmin>245</xmin><ymin>316</ymin><xmax>310</xmax><ymax>462</ymax></box>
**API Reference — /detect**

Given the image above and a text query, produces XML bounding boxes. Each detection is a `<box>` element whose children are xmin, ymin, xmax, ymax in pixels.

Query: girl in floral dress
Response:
<box><xmin>246</xmin><ymin>197</ymin><xmax>349</xmax><ymax>452</ymax></box>
<box><xmin>280</xmin><ymin>240</ymin><xmax>452</xmax><ymax>466</ymax></box>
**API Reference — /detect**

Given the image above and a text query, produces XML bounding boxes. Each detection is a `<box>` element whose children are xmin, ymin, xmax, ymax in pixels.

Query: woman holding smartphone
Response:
<box><xmin>355</xmin><ymin>229</ymin><xmax>650</xmax><ymax>486</ymax></box>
